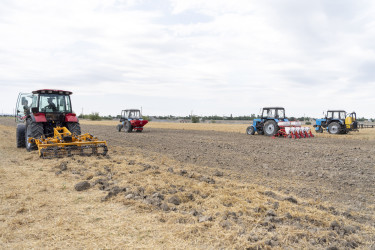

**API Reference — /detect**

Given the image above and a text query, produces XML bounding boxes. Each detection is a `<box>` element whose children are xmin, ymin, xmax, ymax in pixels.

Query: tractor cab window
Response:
<box><xmin>277</xmin><ymin>109</ymin><xmax>285</xmax><ymax>119</ymax></box>
<box><xmin>16</xmin><ymin>93</ymin><xmax>33</xmax><ymax>122</ymax></box>
<box><xmin>263</xmin><ymin>109</ymin><xmax>275</xmax><ymax>118</ymax></box>
<box><xmin>339</xmin><ymin>112</ymin><xmax>346</xmax><ymax>119</ymax></box>
<box><xmin>125</xmin><ymin>110</ymin><xmax>141</xmax><ymax>119</ymax></box>
<box><xmin>39</xmin><ymin>94</ymin><xmax>72</xmax><ymax>113</ymax></box>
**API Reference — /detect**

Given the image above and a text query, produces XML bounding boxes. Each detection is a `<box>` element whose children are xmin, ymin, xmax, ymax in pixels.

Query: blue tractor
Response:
<box><xmin>246</xmin><ymin>107</ymin><xmax>289</xmax><ymax>136</ymax></box>
<box><xmin>314</xmin><ymin>110</ymin><xmax>358</xmax><ymax>134</ymax></box>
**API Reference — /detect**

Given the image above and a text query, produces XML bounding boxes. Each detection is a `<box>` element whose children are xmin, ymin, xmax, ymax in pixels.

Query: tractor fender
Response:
<box><xmin>65</xmin><ymin>113</ymin><xmax>78</xmax><ymax>123</ymax></box>
<box><xmin>30</xmin><ymin>113</ymin><xmax>47</xmax><ymax>123</ymax></box>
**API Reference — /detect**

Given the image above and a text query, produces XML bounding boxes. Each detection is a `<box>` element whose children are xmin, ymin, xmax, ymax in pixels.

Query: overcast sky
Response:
<box><xmin>1</xmin><ymin>0</ymin><xmax>375</xmax><ymax>118</ymax></box>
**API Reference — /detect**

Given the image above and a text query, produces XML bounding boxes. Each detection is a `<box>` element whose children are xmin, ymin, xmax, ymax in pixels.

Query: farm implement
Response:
<box><xmin>117</xmin><ymin>109</ymin><xmax>148</xmax><ymax>133</ymax></box>
<box><xmin>29</xmin><ymin>126</ymin><xmax>107</xmax><ymax>159</ymax></box>
<box><xmin>246</xmin><ymin>107</ymin><xmax>314</xmax><ymax>139</ymax></box>
<box><xmin>16</xmin><ymin>89</ymin><xmax>108</xmax><ymax>158</ymax></box>
<box><xmin>272</xmin><ymin>121</ymin><xmax>314</xmax><ymax>139</ymax></box>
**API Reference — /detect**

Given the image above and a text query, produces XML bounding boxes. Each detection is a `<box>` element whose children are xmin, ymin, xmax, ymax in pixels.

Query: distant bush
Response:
<box><xmin>88</xmin><ymin>112</ymin><xmax>101</xmax><ymax>121</ymax></box>
<box><xmin>142</xmin><ymin>116</ymin><xmax>152</xmax><ymax>121</ymax></box>
<box><xmin>305</xmin><ymin>121</ymin><xmax>311</xmax><ymax>125</ymax></box>
<box><xmin>191</xmin><ymin>116</ymin><xmax>200</xmax><ymax>123</ymax></box>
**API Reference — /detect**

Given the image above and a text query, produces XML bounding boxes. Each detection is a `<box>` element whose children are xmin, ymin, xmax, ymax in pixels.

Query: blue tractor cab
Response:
<box><xmin>246</xmin><ymin>107</ymin><xmax>289</xmax><ymax>136</ymax></box>
<box><xmin>314</xmin><ymin>110</ymin><xmax>357</xmax><ymax>134</ymax></box>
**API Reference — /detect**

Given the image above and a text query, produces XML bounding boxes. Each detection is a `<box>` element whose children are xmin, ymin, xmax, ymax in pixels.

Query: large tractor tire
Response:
<box><xmin>116</xmin><ymin>124</ymin><xmax>123</xmax><ymax>132</ymax></box>
<box><xmin>16</xmin><ymin>124</ymin><xmax>26</xmax><ymax>148</ymax></box>
<box><xmin>263</xmin><ymin>120</ymin><xmax>279</xmax><ymax>136</ymax></box>
<box><xmin>124</xmin><ymin>121</ymin><xmax>132</xmax><ymax>133</ymax></box>
<box><xmin>328</xmin><ymin>122</ymin><xmax>341</xmax><ymax>134</ymax></box>
<box><xmin>246</xmin><ymin>126</ymin><xmax>255</xmax><ymax>135</ymax></box>
<box><xmin>25</xmin><ymin>119</ymin><xmax>44</xmax><ymax>151</ymax></box>
<box><xmin>67</xmin><ymin>122</ymin><xmax>81</xmax><ymax>135</ymax></box>
<box><xmin>257</xmin><ymin>130</ymin><xmax>264</xmax><ymax>135</ymax></box>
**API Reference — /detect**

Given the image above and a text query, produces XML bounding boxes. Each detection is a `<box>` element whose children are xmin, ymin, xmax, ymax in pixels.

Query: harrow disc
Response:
<box><xmin>39</xmin><ymin>144</ymin><xmax>108</xmax><ymax>159</ymax></box>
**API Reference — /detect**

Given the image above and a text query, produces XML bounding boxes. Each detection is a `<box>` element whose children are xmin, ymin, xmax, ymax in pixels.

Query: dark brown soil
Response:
<box><xmin>81</xmin><ymin>123</ymin><xmax>375</xmax><ymax>227</ymax></box>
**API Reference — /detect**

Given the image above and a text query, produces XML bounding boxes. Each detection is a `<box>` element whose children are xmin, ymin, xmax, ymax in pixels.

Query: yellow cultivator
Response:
<box><xmin>29</xmin><ymin>126</ymin><xmax>108</xmax><ymax>159</ymax></box>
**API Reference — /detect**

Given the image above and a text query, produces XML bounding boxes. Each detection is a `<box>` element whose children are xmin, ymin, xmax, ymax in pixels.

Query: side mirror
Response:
<box><xmin>31</xmin><ymin>107</ymin><xmax>39</xmax><ymax>113</ymax></box>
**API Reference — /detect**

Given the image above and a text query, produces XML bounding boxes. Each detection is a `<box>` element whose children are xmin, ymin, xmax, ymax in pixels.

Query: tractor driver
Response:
<box><xmin>45</xmin><ymin>98</ymin><xmax>57</xmax><ymax>111</ymax></box>
<box><xmin>23</xmin><ymin>100</ymin><xmax>30</xmax><ymax>116</ymax></box>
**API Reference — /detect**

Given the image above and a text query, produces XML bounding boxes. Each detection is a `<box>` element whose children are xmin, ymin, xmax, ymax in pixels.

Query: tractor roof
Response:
<box><xmin>263</xmin><ymin>107</ymin><xmax>285</xmax><ymax>110</ymax></box>
<box><xmin>122</xmin><ymin>109</ymin><xmax>141</xmax><ymax>112</ymax></box>
<box><xmin>327</xmin><ymin>110</ymin><xmax>346</xmax><ymax>112</ymax></box>
<box><xmin>32</xmin><ymin>89</ymin><xmax>73</xmax><ymax>95</ymax></box>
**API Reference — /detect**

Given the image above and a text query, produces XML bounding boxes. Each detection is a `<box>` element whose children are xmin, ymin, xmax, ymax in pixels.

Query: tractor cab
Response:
<box><xmin>261</xmin><ymin>107</ymin><xmax>286</xmax><ymax>120</ymax></box>
<box><xmin>326</xmin><ymin>110</ymin><xmax>346</xmax><ymax>122</ymax></box>
<box><xmin>16</xmin><ymin>89</ymin><xmax>74</xmax><ymax>124</ymax></box>
<box><xmin>120</xmin><ymin>109</ymin><xmax>142</xmax><ymax>122</ymax></box>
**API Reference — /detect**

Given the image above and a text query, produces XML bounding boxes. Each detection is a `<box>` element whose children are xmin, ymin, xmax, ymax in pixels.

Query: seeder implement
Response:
<box><xmin>273</xmin><ymin>121</ymin><xmax>314</xmax><ymax>139</ymax></box>
<box><xmin>29</xmin><ymin>126</ymin><xmax>108</xmax><ymax>159</ymax></box>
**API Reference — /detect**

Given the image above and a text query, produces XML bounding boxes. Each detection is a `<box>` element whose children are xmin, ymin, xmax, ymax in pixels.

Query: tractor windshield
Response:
<box><xmin>39</xmin><ymin>94</ymin><xmax>72</xmax><ymax>113</ymax></box>
<box><xmin>126</xmin><ymin>110</ymin><xmax>141</xmax><ymax>119</ymax></box>
<box><xmin>277</xmin><ymin>109</ymin><xmax>285</xmax><ymax>119</ymax></box>
<box><xmin>262</xmin><ymin>108</ymin><xmax>285</xmax><ymax>119</ymax></box>
<box><xmin>328</xmin><ymin>111</ymin><xmax>346</xmax><ymax>119</ymax></box>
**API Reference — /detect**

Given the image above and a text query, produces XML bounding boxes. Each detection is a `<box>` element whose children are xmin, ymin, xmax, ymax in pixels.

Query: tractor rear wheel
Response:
<box><xmin>246</xmin><ymin>126</ymin><xmax>255</xmax><ymax>135</ymax></box>
<box><xmin>328</xmin><ymin>122</ymin><xmax>341</xmax><ymax>134</ymax></box>
<box><xmin>124</xmin><ymin>121</ymin><xmax>132</xmax><ymax>133</ymax></box>
<box><xmin>263</xmin><ymin>120</ymin><xmax>278</xmax><ymax>136</ymax></box>
<box><xmin>67</xmin><ymin>122</ymin><xmax>81</xmax><ymax>135</ymax></box>
<box><xmin>25</xmin><ymin>119</ymin><xmax>44</xmax><ymax>151</ymax></box>
<box><xmin>16</xmin><ymin>124</ymin><xmax>26</xmax><ymax>148</ymax></box>
<box><xmin>116</xmin><ymin>124</ymin><xmax>123</xmax><ymax>132</ymax></box>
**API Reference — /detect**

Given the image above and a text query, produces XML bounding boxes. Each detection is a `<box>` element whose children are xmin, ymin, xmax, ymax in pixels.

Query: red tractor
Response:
<box><xmin>15</xmin><ymin>89</ymin><xmax>107</xmax><ymax>158</ymax></box>
<box><xmin>117</xmin><ymin>109</ymin><xmax>148</xmax><ymax>133</ymax></box>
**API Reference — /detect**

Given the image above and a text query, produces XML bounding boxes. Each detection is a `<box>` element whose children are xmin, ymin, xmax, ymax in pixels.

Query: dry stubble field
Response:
<box><xmin>1</xmin><ymin>117</ymin><xmax>375</xmax><ymax>249</ymax></box>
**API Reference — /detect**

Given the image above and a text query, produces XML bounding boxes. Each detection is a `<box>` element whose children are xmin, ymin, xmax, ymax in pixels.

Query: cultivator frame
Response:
<box><xmin>30</xmin><ymin>126</ymin><xmax>108</xmax><ymax>159</ymax></box>
<box><xmin>273</xmin><ymin>121</ymin><xmax>314</xmax><ymax>139</ymax></box>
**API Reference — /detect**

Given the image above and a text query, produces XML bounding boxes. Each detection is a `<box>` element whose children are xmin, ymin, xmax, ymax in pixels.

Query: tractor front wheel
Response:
<box><xmin>316</xmin><ymin>126</ymin><xmax>323</xmax><ymax>133</ymax></box>
<box><xmin>246</xmin><ymin>126</ymin><xmax>255</xmax><ymax>135</ymax></box>
<box><xmin>263</xmin><ymin>120</ymin><xmax>278</xmax><ymax>136</ymax></box>
<box><xmin>124</xmin><ymin>121</ymin><xmax>132</xmax><ymax>133</ymax></box>
<box><xmin>16</xmin><ymin>124</ymin><xmax>26</xmax><ymax>148</ymax></box>
<box><xmin>25</xmin><ymin>119</ymin><xmax>44</xmax><ymax>151</ymax></box>
<box><xmin>116</xmin><ymin>124</ymin><xmax>123</xmax><ymax>132</ymax></box>
<box><xmin>328</xmin><ymin>122</ymin><xmax>341</xmax><ymax>134</ymax></box>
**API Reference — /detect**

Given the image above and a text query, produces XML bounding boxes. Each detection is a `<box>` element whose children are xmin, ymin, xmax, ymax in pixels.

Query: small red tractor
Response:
<box><xmin>116</xmin><ymin>109</ymin><xmax>148</xmax><ymax>133</ymax></box>
<box><xmin>16</xmin><ymin>89</ymin><xmax>108</xmax><ymax>158</ymax></box>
